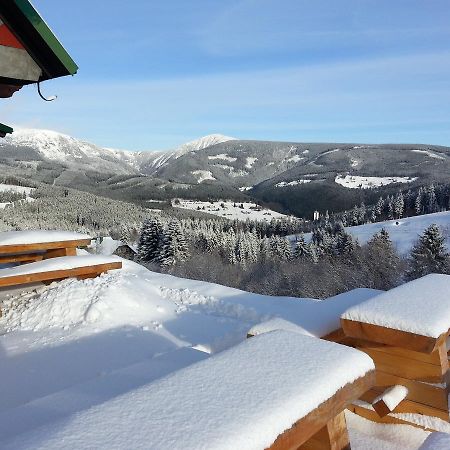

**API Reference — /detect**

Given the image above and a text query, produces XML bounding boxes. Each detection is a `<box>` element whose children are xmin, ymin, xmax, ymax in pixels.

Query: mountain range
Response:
<box><xmin>1</xmin><ymin>128</ymin><xmax>450</xmax><ymax>217</ymax></box>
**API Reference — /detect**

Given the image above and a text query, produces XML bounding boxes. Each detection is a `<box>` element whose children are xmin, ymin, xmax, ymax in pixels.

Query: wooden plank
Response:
<box><xmin>359</xmin><ymin>347</ymin><xmax>447</xmax><ymax>383</ymax></box>
<box><xmin>0</xmin><ymin>239</ymin><xmax>92</xmax><ymax>255</ymax></box>
<box><xmin>299</xmin><ymin>412</ymin><xmax>350</xmax><ymax>450</ymax></box>
<box><xmin>267</xmin><ymin>370</ymin><xmax>375</xmax><ymax>450</ymax></box>
<box><xmin>344</xmin><ymin>338</ymin><xmax>448</xmax><ymax>367</ymax></box>
<box><xmin>341</xmin><ymin>318</ymin><xmax>442</xmax><ymax>354</ymax></box>
<box><xmin>374</xmin><ymin>372</ymin><xmax>449</xmax><ymax>411</ymax></box>
<box><xmin>0</xmin><ymin>261</ymin><xmax>122</xmax><ymax>288</ymax></box>
<box><xmin>43</xmin><ymin>247</ymin><xmax>77</xmax><ymax>259</ymax></box>
<box><xmin>0</xmin><ymin>253</ymin><xmax>43</xmax><ymax>264</ymax></box>
<box><xmin>347</xmin><ymin>404</ymin><xmax>439</xmax><ymax>432</ymax></box>
<box><xmin>360</xmin><ymin>389</ymin><xmax>450</xmax><ymax>421</ymax></box>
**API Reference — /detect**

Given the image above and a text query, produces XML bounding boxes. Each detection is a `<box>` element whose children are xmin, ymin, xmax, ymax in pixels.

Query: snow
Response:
<box><xmin>342</xmin><ymin>274</ymin><xmax>450</xmax><ymax>338</ymax></box>
<box><xmin>275</xmin><ymin>179</ymin><xmax>311</xmax><ymax>187</ymax></box>
<box><xmin>374</xmin><ymin>385</ymin><xmax>409</xmax><ymax>411</ymax></box>
<box><xmin>2</xmin><ymin>330</ymin><xmax>374</xmax><ymax>450</ymax></box>
<box><xmin>411</xmin><ymin>149</ymin><xmax>446</xmax><ymax>160</ymax></box>
<box><xmin>173</xmin><ymin>134</ymin><xmax>236</xmax><ymax>158</ymax></box>
<box><xmin>0</xmin><ymin>184</ymin><xmax>34</xmax><ymax>195</ymax></box>
<box><xmin>173</xmin><ymin>199</ymin><xmax>290</xmax><ymax>222</ymax></box>
<box><xmin>0</xmin><ymin>248</ymin><xmax>444</xmax><ymax>449</ymax></box>
<box><xmin>335</xmin><ymin>174</ymin><xmax>417</xmax><ymax>189</ymax></box>
<box><xmin>245</xmin><ymin>156</ymin><xmax>258</xmax><ymax>168</ymax></box>
<box><xmin>208</xmin><ymin>153</ymin><xmax>237</xmax><ymax>162</ymax></box>
<box><xmin>191</xmin><ymin>170</ymin><xmax>216</xmax><ymax>183</ymax></box>
<box><xmin>345</xmin><ymin>211</ymin><xmax>450</xmax><ymax>255</ymax></box>
<box><xmin>239</xmin><ymin>186</ymin><xmax>253</xmax><ymax>191</ymax></box>
<box><xmin>248</xmin><ymin>318</ymin><xmax>315</xmax><ymax>337</ymax></box>
<box><xmin>0</xmin><ymin>255</ymin><xmax>121</xmax><ymax>279</ymax></box>
<box><xmin>418</xmin><ymin>432</ymin><xmax>450</xmax><ymax>449</ymax></box>
<box><xmin>0</xmin><ymin>230</ymin><xmax>91</xmax><ymax>246</ymax></box>
<box><xmin>93</xmin><ymin>236</ymin><xmax>122</xmax><ymax>255</ymax></box>
<box><xmin>346</xmin><ymin>411</ymin><xmax>429</xmax><ymax>449</ymax></box>
<box><xmin>286</xmin><ymin>155</ymin><xmax>303</xmax><ymax>162</ymax></box>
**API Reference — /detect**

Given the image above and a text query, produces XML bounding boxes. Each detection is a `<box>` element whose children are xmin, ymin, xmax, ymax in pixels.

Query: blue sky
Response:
<box><xmin>2</xmin><ymin>0</ymin><xmax>450</xmax><ymax>150</ymax></box>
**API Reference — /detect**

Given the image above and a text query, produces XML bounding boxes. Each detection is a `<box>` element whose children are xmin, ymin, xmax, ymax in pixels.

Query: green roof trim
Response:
<box><xmin>14</xmin><ymin>0</ymin><xmax>78</xmax><ymax>76</ymax></box>
<box><xmin>0</xmin><ymin>0</ymin><xmax>78</xmax><ymax>82</ymax></box>
<box><xmin>0</xmin><ymin>123</ymin><xmax>13</xmax><ymax>134</ymax></box>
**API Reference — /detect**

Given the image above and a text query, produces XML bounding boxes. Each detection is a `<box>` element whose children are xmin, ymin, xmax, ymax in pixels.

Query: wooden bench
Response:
<box><xmin>339</xmin><ymin>274</ymin><xmax>450</xmax><ymax>429</ymax></box>
<box><xmin>35</xmin><ymin>330</ymin><xmax>373</xmax><ymax>450</ymax></box>
<box><xmin>0</xmin><ymin>231</ymin><xmax>92</xmax><ymax>264</ymax></box>
<box><xmin>0</xmin><ymin>255</ymin><xmax>122</xmax><ymax>289</ymax></box>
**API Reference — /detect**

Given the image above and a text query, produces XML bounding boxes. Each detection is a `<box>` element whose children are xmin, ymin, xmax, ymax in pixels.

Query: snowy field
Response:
<box><xmin>0</xmin><ymin>184</ymin><xmax>35</xmax><ymax>209</ymax></box>
<box><xmin>346</xmin><ymin>210</ymin><xmax>450</xmax><ymax>255</ymax></box>
<box><xmin>0</xmin><ymin>250</ymin><xmax>446</xmax><ymax>448</ymax></box>
<box><xmin>173</xmin><ymin>199</ymin><xmax>290</xmax><ymax>222</ymax></box>
<box><xmin>335</xmin><ymin>175</ymin><xmax>417</xmax><ymax>189</ymax></box>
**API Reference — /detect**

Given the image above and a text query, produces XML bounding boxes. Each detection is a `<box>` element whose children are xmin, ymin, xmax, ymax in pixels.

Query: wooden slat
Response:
<box><xmin>299</xmin><ymin>412</ymin><xmax>350</xmax><ymax>450</ymax></box>
<box><xmin>347</xmin><ymin>404</ymin><xmax>439</xmax><ymax>432</ymax></box>
<box><xmin>360</xmin><ymin>389</ymin><xmax>450</xmax><ymax>421</ymax></box>
<box><xmin>267</xmin><ymin>370</ymin><xmax>375</xmax><ymax>450</ymax></box>
<box><xmin>359</xmin><ymin>347</ymin><xmax>447</xmax><ymax>383</ymax></box>
<box><xmin>374</xmin><ymin>372</ymin><xmax>449</xmax><ymax>411</ymax></box>
<box><xmin>0</xmin><ymin>262</ymin><xmax>122</xmax><ymax>288</ymax></box>
<box><xmin>0</xmin><ymin>253</ymin><xmax>44</xmax><ymax>264</ymax></box>
<box><xmin>43</xmin><ymin>247</ymin><xmax>77</xmax><ymax>259</ymax></box>
<box><xmin>341</xmin><ymin>318</ymin><xmax>443</xmax><ymax>354</ymax></box>
<box><xmin>0</xmin><ymin>239</ymin><xmax>92</xmax><ymax>255</ymax></box>
<box><xmin>344</xmin><ymin>338</ymin><xmax>448</xmax><ymax>367</ymax></box>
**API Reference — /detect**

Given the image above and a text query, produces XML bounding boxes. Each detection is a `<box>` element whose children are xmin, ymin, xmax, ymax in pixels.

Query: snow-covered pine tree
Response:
<box><xmin>137</xmin><ymin>218</ymin><xmax>163</xmax><ymax>263</ymax></box>
<box><xmin>159</xmin><ymin>219</ymin><xmax>190</xmax><ymax>268</ymax></box>
<box><xmin>407</xmin><ymin>224</ymin><xmax>449</xmax><ymax>280</ymax></box>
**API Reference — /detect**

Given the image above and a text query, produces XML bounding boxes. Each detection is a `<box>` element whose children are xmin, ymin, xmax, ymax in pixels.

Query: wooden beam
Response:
<box><xmin>344</xmin><ymin>338</ymin><xmax>448</xmax><ymax>368</ymax></box>
<box><xmin>360</xmin><ymin>389</ymin><xmax>450</xmax><ymax>421</ymax></box>
<box><xmin>0</xmin><ymin>261</ymin><xmax>122</xmax><ymax>288</ymax></box>
<box><xmin>372</xmin><ymin>385</ymin><xmax>409</xmax><ymax>418</ymax></box>
<box><xmin>267</xmin><ymin>370</ymin><xmax>375</xmax><ymax>450</ymax></box>
<box><xmin>299</xmin><ymin>412</ymin><xmax>350</xmax><ymax>450</ymax></box>
<box><xmin>358</xmin><ymin>347</ymin><xmax>447</xmax><ymax>383</ymax></box>
<box><xmin>341</xmin><ymin>318</ymin><xmax>443</xmax><ymax>354</ymax></box>
<box><xmin>0</xmin><ymin>239</ymin><xmax>92</xmax><ymax>255</ymax></box>
<box><xmin>43</xmin><ymin>247</ymin><xmax>77</xmax><ymax>259</ymax></box>
<box><xmin>347</xmin><ymin>404</ymin><xmax>439</xmax><ymax>432</ymax></box>
<box><xmin>0</xmin><ymin>253</ymin><xmax>43</xmax><ymax>264</ymax></box>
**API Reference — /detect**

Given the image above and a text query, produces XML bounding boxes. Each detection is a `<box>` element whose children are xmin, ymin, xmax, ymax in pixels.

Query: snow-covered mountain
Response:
<box><xmin>2</xmin><ymin>127</ymin><xmax>450</xmax><ymax>218</ymax></box>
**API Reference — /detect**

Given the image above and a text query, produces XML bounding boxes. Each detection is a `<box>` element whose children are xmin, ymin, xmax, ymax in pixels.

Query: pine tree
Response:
<box><xmin>407</xmin><ymin>224</ymin><xmax>449</xmax><ymax>279</ymax></box>
<box><xmin>137</xmin><ymin>218</ymin><xmax>163</xmax><ymax>263</ymax></box>
<box><xmin>365</xmin><ymin>228</ymin><xmax>401</xmax><ymax>289</ymax></box>
<box><xmin>160</xmin><ymin>219</ymin><xmax>190</xmax><ymax>267</ymax></box>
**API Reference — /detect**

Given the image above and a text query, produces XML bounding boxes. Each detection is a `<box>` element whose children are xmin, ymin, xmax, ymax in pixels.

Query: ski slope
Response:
<box><xmin>346</xmin><ymin>211</ymin><xmax>450</xmax><ymax>255</ymax></box>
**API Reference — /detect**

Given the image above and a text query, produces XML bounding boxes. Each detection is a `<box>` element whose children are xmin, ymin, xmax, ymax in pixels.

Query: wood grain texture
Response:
<box><xmin>0</xmin><ymin>239</ymin><xmax>91</xmax><ymax>255</ymax></box>
<box><xmin>341</xmin><ymin>318</ymin><xmax>443</xmax><ymax>354</ymax></box>
<box><xmin>0</xmin><ymin>261</ymin><xmax>122</xmax><ymax>288</ymax></box>
<box><xmin>267</xmin><ymin>370</ymin><xmax>375</xmax><ymax>450</ymax></box>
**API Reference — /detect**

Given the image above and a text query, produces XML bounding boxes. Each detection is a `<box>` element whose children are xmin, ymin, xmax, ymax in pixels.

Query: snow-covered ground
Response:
<box><xmin>191</xmin><ymin>170</ymin><xmax>216</xmax><ymax>183</ymax></box>
<box><xmin>0</xmin><ymin>255</ymin><xmax>437</xmax><ymax>448</ymax></box>
<box><xmin>335</xmin><ymin>175</ymin><xmax>417</xmax><ymax>189</ymax></box>
<box><xmin>0</xmin><ymin>184</ymin><xmax>35</xmax><ymax>209</ymax></box>
<box><xmin>346</xmin><ymin>211</ymin><xmax>450</xmax><ymax>255</ymax></box>
<box><xmin>173</xmin><ymin>199</ymin><xmax>290</xmax><ymax>222</ymax></box>
<box><xmin>275</xmin><ymin>179</ymin><xmax>311</xmax><ymax>187</ymax></box>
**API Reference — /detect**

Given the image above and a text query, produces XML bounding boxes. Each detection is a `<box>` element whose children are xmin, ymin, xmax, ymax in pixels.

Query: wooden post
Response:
<box><xmin>299</xmin><ymin>412</ymin><xmax>351</xmax><ymax>450</ymax></box>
